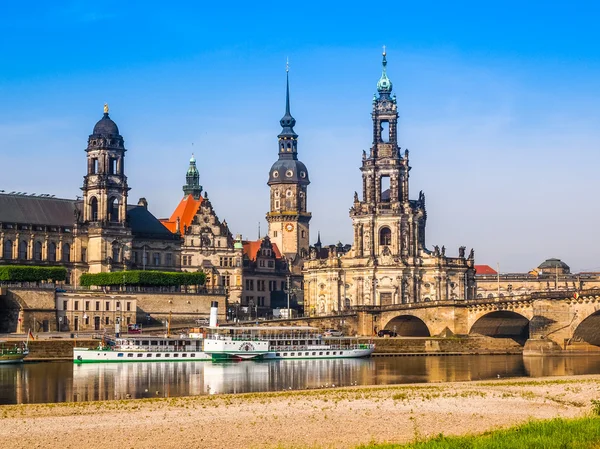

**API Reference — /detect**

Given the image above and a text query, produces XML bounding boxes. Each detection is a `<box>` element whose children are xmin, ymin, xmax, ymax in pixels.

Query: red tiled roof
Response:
<box><xmin>474</xmin><ymin>264</ymin><xmax>497</xmax><ymax>275</ymax></box>
<box><xmin>160</xmin><ymin>194</ymin><xmax>202</xmax><ymax>233</ymax></box>
<box><xmin>243</xmin><ymin>239</ymin><xmax>282</xmax><ymax>261</ymax></box>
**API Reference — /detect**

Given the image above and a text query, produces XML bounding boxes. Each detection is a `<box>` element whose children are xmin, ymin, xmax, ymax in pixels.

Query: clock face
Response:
<box><xmin>285</xmin><ymin>223</ymin><xmax>294</xmax><ymax>232</ymax></box>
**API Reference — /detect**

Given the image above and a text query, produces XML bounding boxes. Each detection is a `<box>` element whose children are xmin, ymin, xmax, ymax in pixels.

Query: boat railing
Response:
<box><xmin>206</xmin><ymin>333</ymin><xmax>323</xmax><ymax>341</ymax></box>
<box><xmin>270</xmin><ymin>343</ymin><xmax>375</xmax><ymax>351</ymax></box>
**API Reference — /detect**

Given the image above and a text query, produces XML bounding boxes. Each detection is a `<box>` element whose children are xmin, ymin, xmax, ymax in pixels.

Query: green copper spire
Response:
<box><xmin>376</xmin><ymin>46</ymin><xmax>393</xmax><ymax>95</ymax></box>
<box><xmin>183</xmin><ymin>153</ymin><xmax>203</xmax><ymax>199</ymax></box>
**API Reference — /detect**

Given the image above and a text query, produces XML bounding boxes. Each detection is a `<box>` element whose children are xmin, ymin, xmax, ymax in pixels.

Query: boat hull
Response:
<box><xmin>0</xmin><ymin>354</ymin><xmax>27</xmax><ymax>364</ymax></box>
<box><xmin>73</xmin><ymin>348</ymin><xmax>212</xmax><ymax>363</ymax></box>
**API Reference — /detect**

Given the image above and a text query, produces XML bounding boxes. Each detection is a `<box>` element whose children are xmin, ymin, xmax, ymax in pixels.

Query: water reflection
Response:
<box><xmin>2</xmin><ymin>354</ymin><xmax>600</xmax><ymax>405</ymax></box>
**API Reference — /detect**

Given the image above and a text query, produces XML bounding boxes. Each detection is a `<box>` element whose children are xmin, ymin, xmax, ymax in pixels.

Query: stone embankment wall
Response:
<box><xmin>257</xmin><ymin>315</ymin><xmax>358</xmax><ymax>335</ymax></box>
<box><xmin>135</xmin><ymin>293</ymin><xmax>227</xmax><ymax>325</ymax></box>
<box><xmin>362</xmin><ymin>336</ymin><xmax>523</xmax><ymax>355</ymax></box>
<box><xmin>26</xmin><ymin>339</ymin><xmax>97</xmax><ymax>361</ymax></box>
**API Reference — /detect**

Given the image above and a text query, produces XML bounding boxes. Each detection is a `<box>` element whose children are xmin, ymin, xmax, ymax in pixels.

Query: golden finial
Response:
<box><xmin>103</xmin><ymin>103</ymin><xmax>109</xmax><ymax>114</ymax></box>
<box><xmin>286</xmin><ymin>57</ymin><xmax>289</xmax><ymax>73</ymax></box>
<box><xmin>382</xmin><ymin>45</ymin><xmax>386</xmax><ymax>56</ymax></box>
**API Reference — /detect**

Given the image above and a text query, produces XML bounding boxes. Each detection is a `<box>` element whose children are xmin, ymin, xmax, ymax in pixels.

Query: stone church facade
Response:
<box><xmin>303</xmin><ymin>51</ymin><xmax>476</xmax><ymax>316</ymax></box>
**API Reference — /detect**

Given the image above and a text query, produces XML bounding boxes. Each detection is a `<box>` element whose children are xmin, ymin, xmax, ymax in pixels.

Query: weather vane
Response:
<box><xmin>286</xmin><ymin>57</ymin><xmax>289</xmax><ymax>73</ymax></box>
<box><xmin>383</xmin><ymin>45</ymin><xmax>386</xmax><ymax>56</ymax></box>
<box><xmin>104</xmin><ymin>103</ymin><xmax>109</xmax><ymax>114</ymax></box>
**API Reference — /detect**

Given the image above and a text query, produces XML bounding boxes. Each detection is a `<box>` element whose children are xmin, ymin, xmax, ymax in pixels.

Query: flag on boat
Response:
<box><xmin>28</xmin><ymin>329</ymin><xmax>35</xmax><ymax>341</ymax></box>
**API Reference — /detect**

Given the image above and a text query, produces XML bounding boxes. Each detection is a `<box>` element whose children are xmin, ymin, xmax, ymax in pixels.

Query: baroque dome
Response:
<box><xmin>268</xmin><ymin>159</ymin><xmax>310</xmax><ymax>185</ymax></box>
<box><xmin>93</xmin><ymin>112</ymin><xmax>120</xmax><ymax>136</ymax></box>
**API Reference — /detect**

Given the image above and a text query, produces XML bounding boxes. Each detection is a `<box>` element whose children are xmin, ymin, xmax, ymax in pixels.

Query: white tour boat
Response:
<box><xmin>73</xmin><ymin>334</ymin><xmax>212</xmax><ymax>363</ymax></box>
<box><xmin>203</xmin><ymin>326</ymin><xmax>375</xmax><ymax>361</ymax></box>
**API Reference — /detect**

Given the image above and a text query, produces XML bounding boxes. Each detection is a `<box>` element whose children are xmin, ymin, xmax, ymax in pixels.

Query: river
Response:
<box><xmin>1</xmin><ymin>355</ymin><xmax>600</xmax><ymax>405</ymax></box>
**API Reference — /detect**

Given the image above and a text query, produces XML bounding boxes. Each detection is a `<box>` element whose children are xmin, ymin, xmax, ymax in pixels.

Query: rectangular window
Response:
<box><xmin>85</xmin><ymin>301</ymin><xmax>90</xmax><ymax>311</ymax></box>
<box><xmin>105</xmin><ymin>317</ymin><xmax>109</xmax><ymax>325</ymax></box>
<box><xmin>63</xmin><ymin>300</ymin><xmax>68</xmax><ymax>310</ymax></box>
<box><xmin>153</xmin><ymin>253</ymin><xmax>160</xmax><ymax>266</ymax></box>
<box><xmin>105</xmin><ymin>301</ymin><xmax>110</xmax><ymax>311</ymax></box>
<box><xmin>166</xmin><ymin>253</ymin><xmax>172</xmax><ymax>267</ymax></box>
<box><xmin>268</xmin><ymin>260</ymin><xmax>274</xmax><ymax>268</ymax></box>
<box><xmin>126</xmin><ymin>302</ymin><xmax>131</xmax><ymax>311</ymax></box>
<box><xmin>95</xmin><ymin>301</ymin><xmax>100</xmax><ymax>311</ymax></box>
<box><xmin>74</xmin><ymin>301</ymin><xmax>79</xmax><ymax>311</ymax></box>
<box><xmin>132</xmin><ymin>251</ymin><xmax>138</xmax><ymax>263</ymax></box>
<box><xmin>219</xmin><ymin>257</ymin><xmax>223</xmax><ymax>267</ymax></box>
<box><xmin>273</xmin><ymin>231</ymin><xmax>278</xmax><ymax>237</ymax></box>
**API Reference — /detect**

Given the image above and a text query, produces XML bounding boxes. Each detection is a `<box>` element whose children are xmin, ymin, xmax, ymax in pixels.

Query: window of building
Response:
<box><xmin>245</xmin><ymin>279</ymin><xmax>254</xmax><ymax>291</ymax></box>
<box><xmin>108</xmin><ymin>197</ymin><xmax>119</xmax><ymax>222</ymax></box>
<box><xmin>273</xmin><ymin>230</ymin><xmax>278</xmax><ymax>237</ymax></box>
<box><xmin>301</xmin><ymin>230</ymin><xmax>306</xmax><ymax>238</ymax></box>
<box><xmin>259</xmin><ymin>260</ymin><xmax>265</xmax><ymax>267</ymax></box>
<box><xmin>63</xmin><ymin>300</ymin><xmax>68</xmax><ymax>310</ymax></box>
<box><xmin>81</xmin><ymin>247</ymin><xmax>87</xmax><ymax>263</ymax></box>
<box><xmin>222</xmin><ymin>275</ymin><xmax>230</xmax><ymax>287</ymax></box>
<box><xmin>90</xmin><ymin>197</ymin><xmax>98</xmax><ymax>221</ymax></box>
<box><xmin>165</xmin><ymin>253</ymin><xmax>173</xmax><ymax>267</ymax></box>
<box><xmin>126</xmin><ymin>302</ymin><xmax>131</xmax><ymax>312</ymax></box>
<box><xmin>257</xmin><ymin>280</ymin><xmax>265</xmax><ymax>291</ymax></box>
<box><xmin>74</xmin><ymin>301</ymin><xmax>79</xmax><ymax>311</ymax></box>
<box><xmin>62</xmin><ymin>243</ymin><xmax>71</xmax><ymax>262</ymax></box>
<box><xmin>85</xmin><ymin>301</ymin><xmax>90</xmax><ymax>311</ymax></box>
<box><xmin>112</xmin><ymin>245</ymin><xmax>120</xmax><ymax>263</ymax></box>
<box><xmin>153</xmin><ymin>253</ymin><xmax>160</xmax><ymax>266</ymax></box>
<box><xmin>116</xmin><ymin>302</ymin><xmax>120</xmax><ymax>311</ymax></box>
<box><xmin>3</xmin><ymin>239</ymin><xmax>13</xmax><ymax>260</ymax></box>
<box><xmin>34</xmin><ymin>241</ymin><xmax>42</xmax><ymax>261</ymax></box>
<box><xmin>91</xmin><ymin>158</ymin><xmax>98</xmax><ymax>174</ymax></box>
<box><xmin>269</xmin><ymin>280</ymin><xmax>276</xmax><ymax>291</ymax></box>
<box><xmin>95</xmin><ymin>301</ymin><xmax>100</xmax><ymax>311</ymax></box>
<box><xmin>105</xmin><ymin>317</ymin><xmax>109</xmax><ymax>325</ymax></box>
<box><xmin>380</xmin><ymin>176</ymin><xmax>390</xmax><ymax>202</ymax></box>
<box><xmin>379</xmin><ymin>227</ymin><xmax>391</xmax><ymax>246</ymax></box>
<box><xmin>18</xmin><ymin>240</ymin><xmax>28</xmax><ymax>260</ymax></box>
<box><xmin>268</xmin><ymin>260</ymin><xmax>274</xmax><ymax>268</ymax></box>
<box><xmin>105</xmin><ymin>301</ymin><xmax>110</xmax><ymax>311</ymax></box>
<box><xmin>48</xmin><ymin>242</ymin><xmax>56</xmax><ymax>262</ymax></box>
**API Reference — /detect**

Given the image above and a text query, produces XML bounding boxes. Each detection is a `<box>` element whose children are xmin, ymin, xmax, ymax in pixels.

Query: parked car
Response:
<box><xmin>323</xmin><ymin>329</ymin><xmax>344</xmax><ymax>337</ymax></box>
<box><xmin>377</xmin><ymin>329</ymin><xmax>397</xmax><ymax>338</ymax></box>
<box><xmin>127</xmin><ymin>324</ymin><xmax>142</xmax><ymax>334</ymax></box>
<box><xmin>195</xmin><ymin>318</ymin><xmax>209</xmax><ymax>325</ymax></box>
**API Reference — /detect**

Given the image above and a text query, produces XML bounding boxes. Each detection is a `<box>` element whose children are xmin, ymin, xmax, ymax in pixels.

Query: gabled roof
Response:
<box><xmin>243</xmin><ymin>239</ymin><xmax>282</xmax><ymax>261</ymax></box>
<box><xmin>474</xmin><ymin>264</ymin><xmax>497</xmax><ymax>275</ymax></box>
<box><xmin>160</xmin><ymin>194</ymin><xmax>202</xmax><ymax>233</ymax></box>
<box><xmin>0</xmin><ymin>193</ymin><xmax>80</xmax><ymax>227</ymax></box>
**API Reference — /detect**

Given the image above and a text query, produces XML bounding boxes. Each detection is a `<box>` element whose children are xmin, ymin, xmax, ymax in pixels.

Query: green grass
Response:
<box><xmin>357</xmin><ymin>417</ymin><xmax>600</xmax><ymax>449</ymax></box>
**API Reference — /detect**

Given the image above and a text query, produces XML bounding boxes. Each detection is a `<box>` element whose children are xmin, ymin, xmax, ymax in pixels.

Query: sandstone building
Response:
<box><xmin>303</xmin><ymin>51</ymin><xmax>477</xmax><ymax>316</ymax></box>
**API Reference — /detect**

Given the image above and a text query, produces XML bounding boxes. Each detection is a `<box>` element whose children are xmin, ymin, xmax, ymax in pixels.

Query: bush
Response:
<box><xmin>0</xmin><ymin>265</ymin><xmax>67</xmax><ymax>282</ymax></box>
<box><xmin>79</xmin><ymin>270</ymin><xmax>206</xmax><ymax>287</ymax></box>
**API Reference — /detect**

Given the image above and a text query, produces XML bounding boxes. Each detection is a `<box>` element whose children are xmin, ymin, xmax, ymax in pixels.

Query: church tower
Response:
<box><xmin>183</xmin><ymin>154</ymin><xmax>203</xmax><ymax>199</ymax></box>
<box><xmin>350</xmin><ymin>48</ymin><xmax>426</xmax><ymax>261</ymax></box>
<box><xmin>81</xmin><ymin>105</ymin><xmax>132</xmax><ymax>273</ymax></box>
<box><xmin>266</xmin><ymin>66</ymin><xmax>311</xmax><ymax>265</ymax></box>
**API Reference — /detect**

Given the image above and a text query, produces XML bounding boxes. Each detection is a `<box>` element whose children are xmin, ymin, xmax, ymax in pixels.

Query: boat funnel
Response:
<box><xmin>209</xmin><ymin>301</ymin><xmax>218</xmax><ymax>327</ymax></box>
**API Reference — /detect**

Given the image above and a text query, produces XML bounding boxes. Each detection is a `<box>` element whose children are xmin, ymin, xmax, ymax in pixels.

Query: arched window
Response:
<box><xmin>3</xmin><ymin>240</ymin><xmax>13</xmax><ymax>260</ymax></box>
<box><xmin>379</xmin><ymin>227</ymin><xmax>391</xmax><ymax>246</ymax></box>
<box><xmin>48</xmin><ymin>242</ymin><xmax>57</xmax><ymax>262</ymax></box>
<box><xmin>62</xmin><ymin>243</ymin><xmax>71</xmax><ymax>262</ymax></box>
<box><xmin>18</xmin><ymin>240</ymin><xmax>28</xmax><ymax>260</ymax></box>
<box><xmin>90</xmin><ymin>197</ymin><xmax>98</xmax><ymax>221</ymax></box>
<box><xmin>112</xmin><ymin>244</ymin><xmax>120</xmax><ymax>263</ymax></box>
<box><xmin>108</xmin><ymin>197</ymin><xmax>119</xmax><ymax>222</ymax></box>
<box><xmin>34</xmin><ymin>241</ymin><xmax>42</xmax><ymax>261</ymax></box>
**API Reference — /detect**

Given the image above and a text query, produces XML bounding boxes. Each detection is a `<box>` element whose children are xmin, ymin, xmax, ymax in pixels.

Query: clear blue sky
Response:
<box><xmin>1</xmin><ymin>1</ymin><xmax>599</xmax><ymax>273</ymax></box>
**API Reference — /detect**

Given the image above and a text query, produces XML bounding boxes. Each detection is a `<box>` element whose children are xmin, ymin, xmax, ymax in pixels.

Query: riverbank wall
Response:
<box><xmin>363</xmin><ymin>335</ymin><xmax>523</xmax><ymax>355</ymax></box>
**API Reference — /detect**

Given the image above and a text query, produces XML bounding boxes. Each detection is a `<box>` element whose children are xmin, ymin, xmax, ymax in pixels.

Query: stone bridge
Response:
<box><xmin>350</xmin><ymin>289</ymin><xmax>600</xmax><ymax>352</ymax></box>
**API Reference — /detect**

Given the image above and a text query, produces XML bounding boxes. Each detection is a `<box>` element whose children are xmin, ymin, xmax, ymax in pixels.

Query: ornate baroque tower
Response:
<box><xmin>81</xmin><ymin>105</ymin><xmax>132</xmax><ymax>273</ymax></box>
<box><xmin>266</xmin><ymin>66</ymin><xmax>311</xmax><ymax>265</ymax></box>
<box><xmin>183</xmin><ymin>154</ymin><xmax>203</xmax><ymax>199</ymax></box>
<box><xmin>350</xmin><ymin>48</ymin><xmax>427</xmax><ymax>262</ymax></box>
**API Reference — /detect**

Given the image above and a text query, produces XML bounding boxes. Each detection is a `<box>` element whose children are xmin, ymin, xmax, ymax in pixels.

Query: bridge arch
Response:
<box><xmin>469</xmin><ymin>311</ymin><xmax>530</xmax><ymax>344</ymax></box>
<box><xmin>572</xmin><ymin>310</ymin><xmax>600</xmax><ymax>347</ymax></box>
<box><xmin>383</xmin><ymin>315</ymin><xmax>431</xmax><ymax>337</ymax></box>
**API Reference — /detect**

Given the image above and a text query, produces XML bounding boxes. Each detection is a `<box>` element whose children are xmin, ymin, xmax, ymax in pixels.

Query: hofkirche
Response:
<box><xmin>1</xmin><ymin>51</ymin><xmax>596</xmax><ymax>319</ymax></box>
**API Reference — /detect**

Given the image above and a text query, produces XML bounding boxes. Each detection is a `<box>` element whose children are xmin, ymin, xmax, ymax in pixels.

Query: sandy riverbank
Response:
<box><xmin>1</xmin><ymin>375</ymin><xmax>599</xmax><ymax>449</ymax></box>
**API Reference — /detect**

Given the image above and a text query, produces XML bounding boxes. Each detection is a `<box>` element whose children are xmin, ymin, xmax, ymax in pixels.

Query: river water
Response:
<box><xmin>1</xmin><ymin>355</ymin><xmax>600</xmax><ymax>405</ymax></box>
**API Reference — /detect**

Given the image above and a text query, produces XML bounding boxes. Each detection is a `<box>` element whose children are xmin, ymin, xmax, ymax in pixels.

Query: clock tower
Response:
<box><xmin>266</xmin><ymin>66</ymin><xmax>311</xmax><ymax>267</ymax></box>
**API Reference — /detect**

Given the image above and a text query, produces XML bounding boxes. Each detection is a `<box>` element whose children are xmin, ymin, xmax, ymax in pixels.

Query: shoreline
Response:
<box><xmin>1</xmin><ymin>374</ymin><xmax>599</xmax><ymax>449</ymax></box>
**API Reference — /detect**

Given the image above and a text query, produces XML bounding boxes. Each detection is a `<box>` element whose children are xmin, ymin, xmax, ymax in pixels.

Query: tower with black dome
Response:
<box><xmin>81</xmin><ymin>104</ymin><xmax>132</xmax><ymax>273</ymax></box>
<box><xmin>266</xmin><ymin>66</ymin><xmax>311</xmax><ymax>265</ymax></box>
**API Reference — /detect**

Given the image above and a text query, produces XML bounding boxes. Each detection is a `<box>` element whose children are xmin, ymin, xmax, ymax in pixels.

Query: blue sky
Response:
<box><xmin>1</xmin><ymin>1</ymin><xmax>599</xmax><ymax>273</ymax></box>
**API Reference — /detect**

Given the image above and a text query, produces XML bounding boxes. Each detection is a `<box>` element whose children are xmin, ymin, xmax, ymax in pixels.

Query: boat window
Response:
<box><xmin>319</xmin><ymin>352</ymin><xmax>323</xmax><ymax>355</ymax></box>
<box><xmin>165</xmin><ymin>354</ymin><xmax>170</xmax><ymax>357</ymax></box>
<box><xmin>117</xmin><ymin>353</ymin><xmax>124</xmax><ymax>357</ymax></box>
<box><xmin>156</xmin><ymin>354</ymin><xmax>161</xmax><ymax>357</ymax></box>
<box><xmin>276</xmin><ymin>353</ymin><xmax>280</xmax><ymax>356</ymax></box>
<box><xmin>174</xmin><ymin>354</ymin><xmax>178</xmax><ymax>357</ymax></box>
<box><xmin>326</xmin><ymin>352</ymin><xmax>330</xmax><ymax>355</ymax></box>
<box><xmin>305</xmin><ymin>352</ymin><xmax>309</xmax><ymax>356</ymax></box>
<box><xmin>151</xmin><ymin>341</ymin><xmax>157</xmax><ymax>346</ymax></box>
<box><xmin>182</xmin><ymin>354</ymin><xmax>187</xmax><ymax>357</ymax></box>
<box><xmin>312</xmin><ymin>352</ymin><xmax>316</xmax><ymax>356</ymax></box>
<box><xmin>190</xmin><ymin>353</ymin><xmax>195</xmax><ymax>357</ymax></box>
<box><xmin>293</xmin><ymin>341</ymin><xmax>298</xmax><ymax>346</ymax></box>
<box><xmin>142</xmin><ymin>340</ymin><xmax>149</xmax><ymax>345</ymax></box>
<box><xmin>137</xmin><ymin>354</ymin><xmax>143</xmax><ymax>357</ymax></box>
<box><xmin>333</xmin><ymin>352</ymin><xmax>336</xmax><ymax>355</ymax></box>
<box><xmin>146</xmin><ymin>354</ymin><xmax>152</xmax><ymax>357</ymax></box>
<box><xmin>283</xmin><ymin>353</ymin><xmax>287</xmax><ymax>357</ymax></box>
<box><xmin>128</xmin><ymin>353</ymin><xmax>134</xmax><ymax>358</ymax></box>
